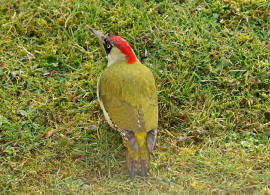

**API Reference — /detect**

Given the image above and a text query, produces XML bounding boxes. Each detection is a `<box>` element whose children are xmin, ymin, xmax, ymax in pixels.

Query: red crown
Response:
<box><xmin>109</xmin><ymin>36</ymin><xmax>137</xmax><ymax>64</ymax></box>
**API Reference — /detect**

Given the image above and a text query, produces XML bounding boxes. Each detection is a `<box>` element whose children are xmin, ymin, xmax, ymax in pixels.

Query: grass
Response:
<box><xmin>0</xmin><ymin>0</ymin><xmax>270</xmax><ymax>194</ymax></box>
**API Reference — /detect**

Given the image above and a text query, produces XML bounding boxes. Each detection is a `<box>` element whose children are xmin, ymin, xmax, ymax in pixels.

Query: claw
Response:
<box><xmin>128</xmin><ymin>159</ymin><xmax>136</xmax><ymax>181</ymax></box>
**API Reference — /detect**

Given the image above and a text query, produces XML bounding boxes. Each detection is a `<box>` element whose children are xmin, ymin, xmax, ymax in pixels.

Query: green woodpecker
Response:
<box><xmin>91</xmin><ymin>29</ymin><xmax>158</xmax><ymax>180</ymax></box>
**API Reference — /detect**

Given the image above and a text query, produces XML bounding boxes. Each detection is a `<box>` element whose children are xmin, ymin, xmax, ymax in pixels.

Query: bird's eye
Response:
<box><xmin>103</xmin><ymin>39</ymin><xmax>113</xmax><ymax>54</ymax></box>
<box><xmin>106</xmin><ymin>43</ymin><xmax>111</xmax><ymax>49</ymax></box>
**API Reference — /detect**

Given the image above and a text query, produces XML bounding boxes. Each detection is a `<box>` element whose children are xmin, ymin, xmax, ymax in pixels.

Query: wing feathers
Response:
<box><xmin>98</xmin><ymin>62</ymin><xmax>158</xmax><ymax>132</ymax></box>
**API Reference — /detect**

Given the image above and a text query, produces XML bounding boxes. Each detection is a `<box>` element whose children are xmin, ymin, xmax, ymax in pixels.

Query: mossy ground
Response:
<box><xmin>0</xmin><ymin>0</ymin><xmax>270</xmax><ymax>194</ymax></box>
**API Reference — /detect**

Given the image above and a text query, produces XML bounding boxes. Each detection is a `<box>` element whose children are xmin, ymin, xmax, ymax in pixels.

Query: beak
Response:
<box><xmin>90</xmin><ymin>28</ymin><xmax>107</xmax><ymax>44</ymax></box>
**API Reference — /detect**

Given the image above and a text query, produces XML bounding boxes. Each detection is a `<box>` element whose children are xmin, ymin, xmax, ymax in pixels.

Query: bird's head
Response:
<box><xmin>91</xmin><ymin>28</ymin><xmax>137</xmax><ymax>66</ymax></box>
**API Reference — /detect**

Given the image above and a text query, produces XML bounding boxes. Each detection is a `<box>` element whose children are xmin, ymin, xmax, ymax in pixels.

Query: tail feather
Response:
<box><xmin>125</xmin><ymin>130</ymin><xmax>156</xmax><ymax>180</ymax></box>
<box><xmin>147</xmin><ymin>129</ymin><xmax>157</xmax><ymax>152</ymax></box>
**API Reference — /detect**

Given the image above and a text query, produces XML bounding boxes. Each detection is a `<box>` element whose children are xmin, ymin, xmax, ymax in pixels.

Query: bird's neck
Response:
<box><xmin>107</xmin><ymin>47</ymin><xmax>137</xmax><ymax>67</ymax></box>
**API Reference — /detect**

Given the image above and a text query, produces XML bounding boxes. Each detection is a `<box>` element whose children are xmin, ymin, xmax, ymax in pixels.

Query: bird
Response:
<box><xmin>91</xmin><ymin>29</ymin><xmax>158</xmax><ymax>180</ymax></box>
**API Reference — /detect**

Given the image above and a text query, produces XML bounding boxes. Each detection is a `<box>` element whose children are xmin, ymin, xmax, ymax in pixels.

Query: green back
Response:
<box><xmin>98</xmin><ymin>62</ymin><xmax>158</xmax><ymax>132</ymax></box>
